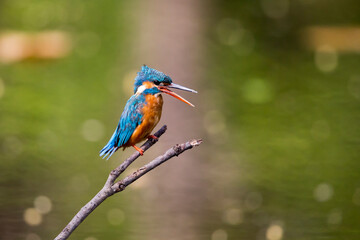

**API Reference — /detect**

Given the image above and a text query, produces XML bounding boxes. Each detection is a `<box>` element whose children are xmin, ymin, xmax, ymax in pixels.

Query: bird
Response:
<box><xmin>99</xmin><ymin>65</ymin><xmax>197</xmax><ymax>159</ymax></box>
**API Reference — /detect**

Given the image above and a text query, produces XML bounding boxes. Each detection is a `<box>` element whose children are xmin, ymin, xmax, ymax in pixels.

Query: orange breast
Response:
<box><xmin>126</xmin><ymin>94</ymin><xmax>163</xmax><ymax>146</ymax></box>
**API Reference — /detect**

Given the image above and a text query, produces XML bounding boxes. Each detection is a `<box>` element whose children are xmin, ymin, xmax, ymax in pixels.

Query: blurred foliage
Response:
<box><xmin>1</xmin><ymin>0</ymin><xmax>360</xmax><ymax>239</ymax></box>
<box><xmin>208</xmin><ymin>0</ymin><xmax>360</xmax><ymax>239</ymax></box>
<box><xmin>0</xmin><ymin>0</ymin><xmax>131</xmax><ymax>239</ymax></box>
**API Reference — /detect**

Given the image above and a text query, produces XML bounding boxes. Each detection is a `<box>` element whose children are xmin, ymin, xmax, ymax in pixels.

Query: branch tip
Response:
<box><xmin>190</xmin><ymin>139</ymin><xmax>203</xmax><ymax>147</ymax></box>
<box><xmin>154</xmin><ymin>125</ymin><xmax>167</xmax><ymax>137</ymax></box>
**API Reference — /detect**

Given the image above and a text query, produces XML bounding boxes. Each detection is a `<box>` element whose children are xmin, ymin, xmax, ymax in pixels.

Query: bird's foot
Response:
<box><xmin>147</xmin><ymin>135</ymin><xmax>158</xmax><ymax>140</ymax></box>
<box><xmin>132</xmin><ymin>145</ymin><xmax>144</xmax><ymax>155</ymax></box>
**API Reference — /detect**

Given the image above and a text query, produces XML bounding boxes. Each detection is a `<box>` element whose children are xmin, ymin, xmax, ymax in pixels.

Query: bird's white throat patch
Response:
<box><xmin>136</xmin><ymin>85</ymin><xmax>146</xmax><ymax>95</ymax></box>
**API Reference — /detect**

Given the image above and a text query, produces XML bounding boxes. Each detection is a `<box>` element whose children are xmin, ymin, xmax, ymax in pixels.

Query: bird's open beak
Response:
<box><xmin>159</xmin><ymin>83</ymin><xmax>197</xmax><ymax>107</ymax></box>
<box><xmin>167</xmin><ymin>83</ymin><xmax>197</xmax><ymax>93</ymax></box>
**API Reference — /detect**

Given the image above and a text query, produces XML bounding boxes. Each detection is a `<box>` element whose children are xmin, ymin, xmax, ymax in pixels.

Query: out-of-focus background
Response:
<box><xmin>1</xmin><ymin>0</ymin><xmax>360</xmax><ymax>239</ymax></box>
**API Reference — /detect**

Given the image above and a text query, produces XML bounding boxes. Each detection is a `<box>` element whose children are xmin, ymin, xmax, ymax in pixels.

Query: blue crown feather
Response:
<box><xmin>133</xmin><ymin>65</ymin><xmax>172</xmax><ymax>93</ymax></box>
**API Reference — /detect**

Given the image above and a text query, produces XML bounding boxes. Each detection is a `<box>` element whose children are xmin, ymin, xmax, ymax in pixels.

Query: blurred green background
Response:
<box><xmin>1</xmin><ymin>0</ymin><xmax>360</xmax><ymax>239</ymax></box>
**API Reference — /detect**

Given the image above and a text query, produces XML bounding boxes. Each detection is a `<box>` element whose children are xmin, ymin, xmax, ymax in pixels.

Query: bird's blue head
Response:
<box><xmin>133</xmin><ymin>65</ymin><xmax>198</xmax><ymax>107</ymax></box>
<box><xmin>134</xmin><ymin>65</ymin><xmax>172</xmax><ymax>93</ymax></box>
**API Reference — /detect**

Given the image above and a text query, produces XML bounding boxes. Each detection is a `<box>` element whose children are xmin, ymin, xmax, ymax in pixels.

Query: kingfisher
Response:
<box><xmin>100</xmin><ymin>65</ymin><xmax>197</xmax><ymax>159</ymax></box>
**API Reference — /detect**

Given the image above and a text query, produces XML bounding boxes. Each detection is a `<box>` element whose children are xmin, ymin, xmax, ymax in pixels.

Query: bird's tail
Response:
<box><xmin>99</xmin><ymin>131</ymin><xmax>118</xmax><ymax>160</ymax></box>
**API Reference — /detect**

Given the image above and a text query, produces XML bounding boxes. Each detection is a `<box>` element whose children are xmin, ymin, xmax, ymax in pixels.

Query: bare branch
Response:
<box><xmin>112</xmin><ymin>139</ymin><xmax>203</xmax><ymax>192</ymax></box>
<box><xmin>54</xmin><ymin>126</ymin><xmax>201</xmax><ymax>240</ymax></box>
<box><xmin>105</xmin><ymin>125</ymin><xmax>167</xmax><ymax>187</ymax></box>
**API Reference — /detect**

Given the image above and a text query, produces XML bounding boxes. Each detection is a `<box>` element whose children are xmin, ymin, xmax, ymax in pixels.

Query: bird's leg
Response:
<box><xmin>132</xmin><ymin>145</ymin><xmax>144</xmax><ymax>155</ymax></box>
<box><xmin>147</xmin><ymin>135</ymin><xmax>158</xmax><ymax>140</ymax></box>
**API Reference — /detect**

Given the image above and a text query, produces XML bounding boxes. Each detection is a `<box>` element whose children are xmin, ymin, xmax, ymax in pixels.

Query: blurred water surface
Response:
<box><xmin>1</xmin><ymin>0</ymin><xmax>360</xmax><ymax>240</ymax></box>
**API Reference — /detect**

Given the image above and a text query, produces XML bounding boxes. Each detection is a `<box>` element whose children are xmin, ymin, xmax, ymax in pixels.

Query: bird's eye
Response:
<box><xmin>154</xmin><ymin>80</ymin><xmax>160</xmax><ymax>85</ymax></box>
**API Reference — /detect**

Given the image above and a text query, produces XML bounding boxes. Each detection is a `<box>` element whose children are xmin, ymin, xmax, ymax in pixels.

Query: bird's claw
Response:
<box><xmin>147</xmin><ymin>135</ymin><xmax>158</xmax><ymax>140</ymax></box>
<box><xmin>132</xmin><ymin>145</ymin><xmax>144</xmax><ymax>155</ymax></box>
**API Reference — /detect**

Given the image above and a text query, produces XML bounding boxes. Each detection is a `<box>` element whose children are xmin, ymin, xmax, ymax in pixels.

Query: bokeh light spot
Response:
<box><xmin>242</xmin><ymin>78</ymin><xmax>273</xmax><ymax>104</ymax></box>
<box><xmin>26</xmin><ymin>233</ymin><xmax>41</xmax><ymax>240</ymax></box>
<box><xmin>314</xmin><ymin>183</ymin><xmax>333</xmax><ymax>202</ymax></box>
<box><xmin>34</xmin><ymin>196</ymin><xmax>52</xmax><ymax>214</ymax></box>
<box><xmin>327</xmin><ymin>208</ymin><xmax>342</xmax><ymax>225</ymax></box>
<box><xmin>0</xmin><ymin>32</ymin><xmax>31</xmax><ymax>63</ymax></box>
<box><xmin>24</xmin><ymin>208</ymin><xmax>42</xmax><ymax>226</ymax></box>
<box><xmin>222</xmin><ymin>208</ymin><xmax>243</xmax><ymax>225</ymax></box>
<box><xmin>266</xmin><ymin>224</ymin><xmax>284</xmax><ymax>240</ymax></box>
<box><xmin>211</xmin><ymin>229</ymin><xmax>228</xmax><ymax>240</ymax></box>
<box><xmin>315</xmin><ymin>45</ymin><xmax>338</xmax><ymax>73</ymax></box>
<box><xmin>35</xmin><ymin>31</ymin><xmax>72</xmax><ymax>59</ymax></box>
<box><xmin>244</xmin><ymin>191</ymin><xmax>263</xmax><ymax>211</ymax></box>
<box><xmin>81</xmin><ymin>119</ymin><xmax>105</xmax><ymax>142</ymax></box>
<box><xmin>107</xmin><ymin>208</ymin><xmax>125</xmax><ymax>225</ymax></box>
<box><xmin>261</xmin><ymin>0</ymin><xmax>289</xmax><ymax>19</ymax></box>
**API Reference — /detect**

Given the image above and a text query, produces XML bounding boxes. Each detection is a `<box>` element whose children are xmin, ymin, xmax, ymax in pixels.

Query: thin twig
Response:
<box><xmin>54</xmin><ymin>125</ymin><xmax>202</xmax><ymax>240</ymax></box>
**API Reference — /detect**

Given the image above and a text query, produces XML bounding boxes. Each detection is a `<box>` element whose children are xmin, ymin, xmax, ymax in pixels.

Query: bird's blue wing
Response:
<box><xmin>99</xmin><ymin>94</ymin><xmax>145</xmax><ymax>159</ymax></box>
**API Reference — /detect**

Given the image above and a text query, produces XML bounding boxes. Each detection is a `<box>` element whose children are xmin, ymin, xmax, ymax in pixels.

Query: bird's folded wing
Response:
<box><xmin>115</xmin><ymin>95</ymin><xmax>145</xmax><ymax>147</ymax></box>
<box><xmin>99</xmin><ymin>94</ymin><xmax>145</xmax><ymax>159</ymax></box>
